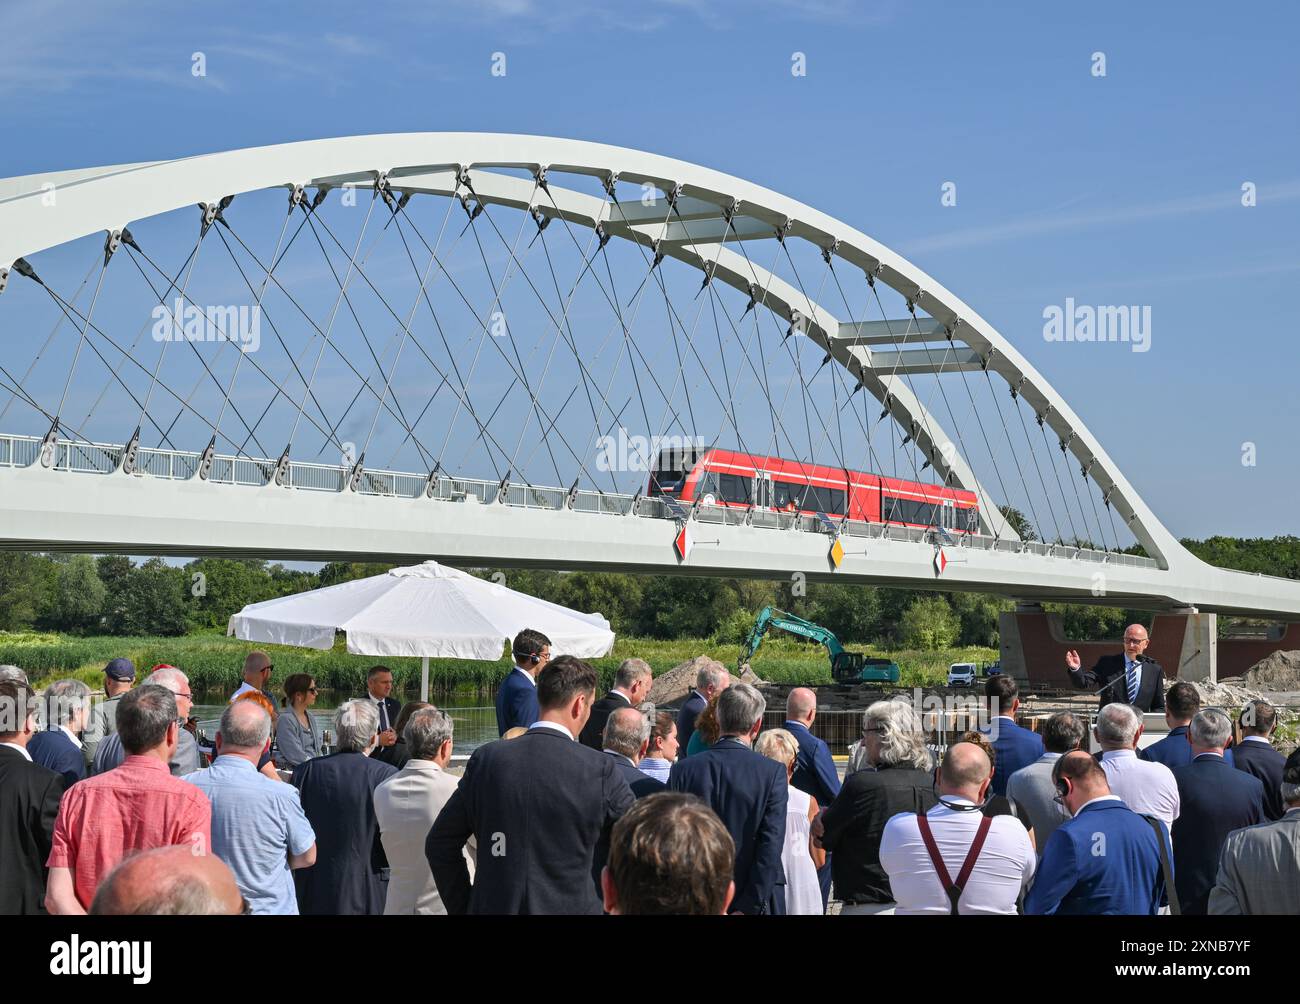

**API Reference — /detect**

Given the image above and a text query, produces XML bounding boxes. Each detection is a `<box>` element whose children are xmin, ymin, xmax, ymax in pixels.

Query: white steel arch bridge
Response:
<box><xmin>0</xmin><ymin>133</ymin><xmax>1295</xmax><ymax>619</ymax></box>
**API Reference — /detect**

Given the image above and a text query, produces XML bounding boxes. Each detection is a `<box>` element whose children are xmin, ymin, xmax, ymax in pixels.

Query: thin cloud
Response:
<box><xmin>902</xmin><ymin>180</ymin><xmax>1300</xmax><ymax>255</ymax></box>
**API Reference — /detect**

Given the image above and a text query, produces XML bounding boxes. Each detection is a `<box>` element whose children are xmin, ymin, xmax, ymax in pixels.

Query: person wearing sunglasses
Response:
<box><xmin>275</xmin><ymin>674</ymin><xmax>323</xmax><ymax>769</ymax></box>
<box><xmin>232</xmin><ymin>651</ymin><xmax>275</xmax><ymax>707</ymax></box>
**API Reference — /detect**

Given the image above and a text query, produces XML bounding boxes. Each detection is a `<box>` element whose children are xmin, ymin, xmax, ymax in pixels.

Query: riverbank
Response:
<box><xmin>5</xmin><ymin>630</ymin><xmax>996</xmax><ymax>693</ymax></box>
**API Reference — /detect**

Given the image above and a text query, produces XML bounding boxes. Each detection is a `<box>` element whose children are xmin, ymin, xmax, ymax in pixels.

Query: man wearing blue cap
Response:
<box><xmin>81</xmin><ymin>659</ymin><xmax>135</xmax><ymax>768</ymax></box>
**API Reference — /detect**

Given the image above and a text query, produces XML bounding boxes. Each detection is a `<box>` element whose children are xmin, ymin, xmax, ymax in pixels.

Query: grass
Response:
<box><xmin>6</xmin><ymin>630</ymin><xmax>996</xmax><ymax>695</ymax></box>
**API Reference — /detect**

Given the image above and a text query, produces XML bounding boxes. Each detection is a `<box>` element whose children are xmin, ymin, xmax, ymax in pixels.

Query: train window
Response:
<box><xmin>695</xmin><ymin>471</ymin><xmax>721</xmax><ymax>502</ymax></box>
<box><xmin>883</xmin><ymin>496</ymin><xmax>939</xmax><ymax>526</ymax></box>
<box><xmin>719</xmin><ymin>473</ymin><xmax>753</xmax><ymax>505</ymax></box>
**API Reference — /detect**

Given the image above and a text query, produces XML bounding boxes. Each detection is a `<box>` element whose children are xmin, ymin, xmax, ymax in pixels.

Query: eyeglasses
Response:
<box><xmin>177</xmin><ymin>692</ymin><xmax>193</xmax><ymax>700</ymax></box>
<box><xmin>862</xmin><ymin>726</ymin><xmax>884</xmax><ymax>736</ymax></box>
<box><xmin>307</xmin><ymin>687</ymin><xmax>319</xmax><ymax>694</ymax></box>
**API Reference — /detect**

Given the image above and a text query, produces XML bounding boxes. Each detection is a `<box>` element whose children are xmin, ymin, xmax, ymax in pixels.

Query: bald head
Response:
<box><xmin>786</xmin><ymin>688</ymin><xmax>817</xmax><ymax>724</ymax></box>
<box><xmin>242</xmin><ymin>651</ymin><xmax>271</xmax><ymax>682</ymax></box>
<box><xmin>90</xmin><ymin>846</ymin><xmax>242</xmax><ymax>915</ymax></box>
<box><xmin>217</xmin><ymin>699</ymin><xmax>271</xmax><ymax>760</ymax></box>
<box><xmin>941</xmin><ymin>741</ymin><xmax>993</xmax><ymax>799</ymax></box>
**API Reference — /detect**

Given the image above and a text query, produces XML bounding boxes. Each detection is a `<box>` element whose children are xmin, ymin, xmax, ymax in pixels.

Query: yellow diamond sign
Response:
<box><xmin>829</xmin><ymin>536</ymin><xmax>845</xmax><ymax>569</ymax></box>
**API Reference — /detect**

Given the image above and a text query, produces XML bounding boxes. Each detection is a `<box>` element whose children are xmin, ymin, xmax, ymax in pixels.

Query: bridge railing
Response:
<box><xmin>0</xmin><ymin>431</ymin><xmax>1159</xmax><ymax>570</ymax></box>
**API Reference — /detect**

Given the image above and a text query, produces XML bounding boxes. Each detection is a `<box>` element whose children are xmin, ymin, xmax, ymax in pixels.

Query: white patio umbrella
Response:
<box><xmin>227</xmin><ymin>560</ymin><xmax>615</xmax><ymax>700</ymax></box>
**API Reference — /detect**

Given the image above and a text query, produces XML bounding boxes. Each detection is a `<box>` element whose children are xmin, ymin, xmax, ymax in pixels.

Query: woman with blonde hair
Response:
<box><xmin>816</xmin><ymin>698</ymin><xmax>937</xmax><ymax>914</ymax></box>
<box><xmin>756</xmin><ymin>727</ymin><xmax>825</xmax><ymax>914</ymax></box>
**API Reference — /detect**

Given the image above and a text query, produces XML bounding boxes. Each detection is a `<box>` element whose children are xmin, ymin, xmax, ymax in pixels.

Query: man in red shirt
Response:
<box><xmin>45</xmin><ymin>684</ymin><xmax>212</xmax><ymax>914</ymax></box>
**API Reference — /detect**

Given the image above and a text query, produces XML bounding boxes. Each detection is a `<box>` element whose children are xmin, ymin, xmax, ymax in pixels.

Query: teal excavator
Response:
<box><xmin>738</xmin><ymin>606</ymin><xmax>901</xmax><ymax>684</ymax></box>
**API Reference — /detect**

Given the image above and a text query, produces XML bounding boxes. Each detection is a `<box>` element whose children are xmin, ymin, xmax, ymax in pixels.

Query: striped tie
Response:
<box><xmin>1126</xmin><ymin>662</ymin><xmax>1139</xmax><ymax>703</ymax></box>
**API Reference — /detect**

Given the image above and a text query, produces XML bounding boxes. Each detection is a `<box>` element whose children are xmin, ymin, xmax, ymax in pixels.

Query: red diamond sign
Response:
<box><xmin>674</xmin><ymin>523</ymin><xmax>693</xmax><ymax>561</ymax></box>
<box><xmin>933</xmin><ymin>548</ymin><xmax>947</xmax><ymax>576</ymax></box>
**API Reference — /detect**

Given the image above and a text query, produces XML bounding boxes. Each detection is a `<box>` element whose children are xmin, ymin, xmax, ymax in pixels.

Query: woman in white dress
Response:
<box><xmin>756</xmin><ymin>727</ymin><xmax>826</xmax><ymax>915</ymax></box>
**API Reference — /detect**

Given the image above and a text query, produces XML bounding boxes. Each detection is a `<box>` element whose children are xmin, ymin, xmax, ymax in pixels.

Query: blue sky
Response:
<box><xmin>1</xmin><ymin>0</ymin><xmax>1297</xmax><ymax>541</ymax></box>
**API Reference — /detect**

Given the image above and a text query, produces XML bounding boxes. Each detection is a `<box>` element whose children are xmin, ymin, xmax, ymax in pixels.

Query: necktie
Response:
<box><xmin>1125</xmin><ymin>661</ymin><xmax>1139</xmax><ymax>703</ymax></box>
<box><xmin>378</xmin><ymin>699</ymin><xmax>389</xmax><ymax>732</ymax></box>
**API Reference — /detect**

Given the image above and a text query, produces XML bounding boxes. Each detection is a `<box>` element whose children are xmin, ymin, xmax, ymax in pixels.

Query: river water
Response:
<box><xmin>193</xmin><ymin>692</ymin><xmax>499</xmax><ymax>759</ymax></box>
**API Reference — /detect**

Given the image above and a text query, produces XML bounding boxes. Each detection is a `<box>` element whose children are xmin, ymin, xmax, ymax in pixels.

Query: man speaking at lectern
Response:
<box><xmin>1065</xmin><ymin>624</ymin><xmax>1166</xmax><ymax>713</ymax></box>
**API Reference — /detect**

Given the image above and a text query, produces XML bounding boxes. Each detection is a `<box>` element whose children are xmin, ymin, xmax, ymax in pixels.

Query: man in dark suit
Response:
<box><xmin>28</xmin><ymin>679</ymin><xmax>91</xmax><ymax>788</ymax></box>
<box><xmin>1142</xmin><ymin>682</ymin><xmax>1234</xmax><ymax>769</ymax></box>
<box><xmin>0</xmin><ymin>679</ymin><xmax>66</xmax><ymax>914</ymax></box>
<box><xmin>1233</xmin><ymin>700</ymin><xmax>1287</xmax><ymax>821</ymax></box>
<box><xmin>980</xmin><ymin>675</ymin><xmax>1044</xmax><ymax>797</ymax></box>
<box><xmin>1171</xmin><ymin>708</ymin><xmax>1265</xmax><ymax>915</ymax></box>
<box><xmin>669</xmin><ymin>683</ymin><xmax>787</xmax><ymax>915</ymax></box>
<box><xmin>784</xmin><ymin>687</ymin><xmax>839</xmax><ymax>909</ymax></box>
<box><xmin>675</xmin><ymin>662</ymin><xmax>729</xmax><ymax>754</ymax></box>
<box><xmin>494</xmin><ymin>628</ymin><xmax>551</xmax><ymax>737</ymax></box>
<box><xmin>427</xmin><ymin>655</ymin><xmax>635</xmax><ymax>914</ymax></box>
<box><xmin>1065</xmin><ymin>623</ymin><xmax>1166</xmax><ymax>713</ymax></box>
<box><xmin>1025</xmin><ymin>752</ymin><xmax>1171</xmax><ymax>915</ymax></box>
<box><xmin>579</xmin><ymin>658</ymin><xmax>652</xmax><ymax>749</ymax></box>
<box><xmin>601</xmin><ymin>707</ymin><xmax>667</xmax><ymax>798</ymax></box>
<box><xmin>362</xmin><ymin>665</ymin><xmax>402</xmax><ymax>757</ymax></box>
<box><xmin>292</xmin><ymin>699</ymin><xmax>397</xmax><ymax>914</ymax></box>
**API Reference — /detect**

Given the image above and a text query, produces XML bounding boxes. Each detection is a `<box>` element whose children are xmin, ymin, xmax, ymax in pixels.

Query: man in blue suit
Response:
<box><xmin>1233</xmin><ymin>701</ymin><xmax>1287</xmax><ymax>821</ymax></box>
<box><xmin>1142</xmin><ymin>681</ymin><xmax>1234</xmax><ymax>769</ymax></box>
<box><xmin>675</xmin><ymin>662</ymin><xmax>729</xmax><ymax>755</ymax></box>
<box><xmin>669</xmin><ymin>684</ymin><xmax>787</xmax><ymax>915</ymax></box>
<box><xmin>981</xmin><ymin>675</ymin><xmax>1043</xmax><ymax>797</ymax></box>
<box><xmin>1025</xmin><ymin>751</ymin><xmax>1171</xmax><ymax>915</ymax></box>
<box><xmin>494</xmin><ymin>628</ymin><xmax>550</xmax><ymax>736</ymax></box>
<box><xmin>784</xmin><ymin>687</ymin><xmax>839</xmax><ymax>908</ymax></box>
<box><xmin>1171</xmin><ymin>708</ymin><xmax>1265</xmax><ymax>914</ymax></box>
<box><xmin>28</xmin><ymin>680</ymin><xmax>92</xmax><ymax>788</ymax></box>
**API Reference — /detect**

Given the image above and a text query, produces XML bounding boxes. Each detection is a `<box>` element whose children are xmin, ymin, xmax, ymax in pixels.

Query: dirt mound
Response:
<box><xmin>648</xmin><ymin>655</ymin><xmax>764</xmax><ymax>707</ymax></box>
<box><xmin>1186</xmin><ymin>678</ymin><xmax>1265</xmax><ymax>708</ymax></box>
<box><xmin>1242</xmin><ymin>650</ymin><xmax>1300</xmax><ymax>691</ymax></box>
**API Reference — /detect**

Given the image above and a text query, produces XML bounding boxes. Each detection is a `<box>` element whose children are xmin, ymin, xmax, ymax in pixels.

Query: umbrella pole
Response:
<box><xmin>420</xmin><ymin>656</ymin><xmax>430</xmax><ymax>703</ymax></box>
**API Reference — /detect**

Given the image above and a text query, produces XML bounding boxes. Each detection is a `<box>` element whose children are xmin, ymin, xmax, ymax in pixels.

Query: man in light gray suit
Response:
<box><xmin>1006</xmin><ymin>712</ymin><xmax>1086</xmax><ymax>855</ymax></box>
<box><xmin>374</xmin><ymin>707</ymin><xmax>475</xmax><ymax>914</ymax></box>
<box><xmin>1209</xmin><ymin>748</ymin><xmax>1300</xmax><ymax>915</ymax></box>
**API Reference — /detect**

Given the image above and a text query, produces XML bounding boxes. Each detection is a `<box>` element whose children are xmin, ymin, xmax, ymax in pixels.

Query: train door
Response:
<box><xmin>941</xmin><ymin>499</ymin><xmax>955</xmax><ymax>529</ymax></box>
<box><xmin>755</xmin><ymin>472</ymin><xmax>774</xmax><ymax>510</ymax></box>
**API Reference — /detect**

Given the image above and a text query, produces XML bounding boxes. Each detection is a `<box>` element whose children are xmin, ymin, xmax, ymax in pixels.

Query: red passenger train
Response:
<box><xmin>648</xmin><ymin>446</ymin><xmax>980</xmax><ymax>532</ymax></box>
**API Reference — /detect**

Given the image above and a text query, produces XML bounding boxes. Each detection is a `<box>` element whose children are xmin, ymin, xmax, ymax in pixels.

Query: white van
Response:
<box><xmin>947</xmin><ymin>662</ymin><xmax>977</xmax><ymax>687</ymax></box>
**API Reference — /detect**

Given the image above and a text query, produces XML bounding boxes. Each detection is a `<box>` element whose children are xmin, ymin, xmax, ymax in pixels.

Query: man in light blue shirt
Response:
<box><xmin>185</xmin><ymin>701</ymin><xmax>316</xmax><ymax>915</ymax></box>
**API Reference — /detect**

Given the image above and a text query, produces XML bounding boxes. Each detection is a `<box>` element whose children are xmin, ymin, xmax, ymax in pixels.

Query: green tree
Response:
<box><xmin>899</xmin><ymin>594</ymin><xmax>959</xmax><ymax>650</ymax></box>
<box><xmin>639</xmin><ymin>576</ymin><xmax>741</xmax><ymax>639</ymax></box>
<box><xmin>184</xmin><ymin>558</ymin><xmax>275</xmax><ymax>630</ymax></box>
<box><xmin>998</xmin><ymin>505</ymin><xmax>1037</xmax><ymax>543</ymax></box>
<box><xmin>947</xmin><ymin>591</ymin><xmax>1010</xmax><ymax>647</ymax></box>
<box><xmin>121</xmin><ymin>558</ymin><xmax>190</xmax><ymax>636</ymax></box>
<box><xmin>807</xmin><ymin>583</ymin><xmax>881</xmax><ymax>644</ymax></box>
<box><xmin>38</xmin><ymin>554</ymin><xmax>106</xmax><ymax>633</ymax></box>
<box><xmin>0</xmin><ymin>552</ymin><xmax>48</xmax><ymax>630</ymax></box>
<box><xmin>96</xmin><ymin>555</ymin><xmax>135</xmax><ymax>629</ymax></box>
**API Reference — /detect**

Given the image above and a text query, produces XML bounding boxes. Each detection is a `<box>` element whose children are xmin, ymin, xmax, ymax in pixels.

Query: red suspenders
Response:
<box><xmin>915</xmin><ymin>812</ymin><xmax>993</xmax><ymax>916</ymax></box>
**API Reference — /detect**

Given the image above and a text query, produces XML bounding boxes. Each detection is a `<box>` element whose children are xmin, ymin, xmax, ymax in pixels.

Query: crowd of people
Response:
<box><xmin>0</xmin><ymin>625</ymin><xmax>1297</xmax><ymax>916</ymax></box>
